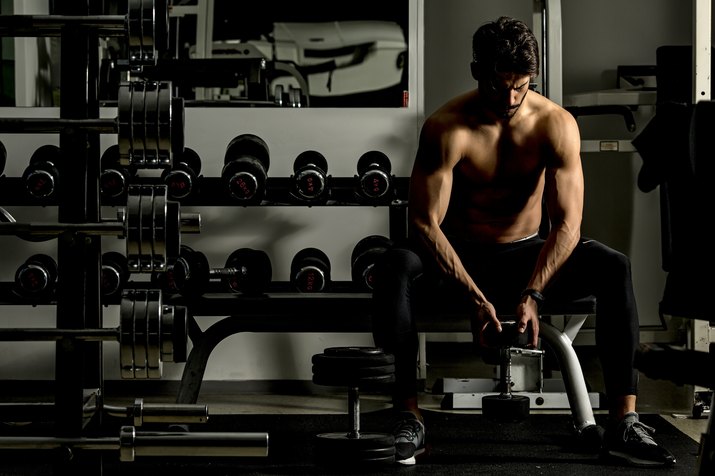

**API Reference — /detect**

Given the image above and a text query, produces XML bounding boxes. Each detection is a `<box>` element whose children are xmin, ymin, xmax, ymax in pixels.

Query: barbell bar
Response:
<box><xmin>0</xmin><ymin>185</ymin><xmax>200</xmax><ymax>274</ymax></box>
<box><xmin>0</xmin><ymin>81</ymin><xmax>184</xmax><ymax>169</ymax></box>
<box><xmin>0</xmin><ymin>425</ymin><xmax>269</xmax><ymax>461</ymax></box>
<box><xmin>0</xmin><ymin>289</ymin><xmax>187</xmax><ymax>379</ymax></box>
<box><xmin>0</xmin><ymin>0</ymin><xmax>169</xmax><ymax>66</ymax></box>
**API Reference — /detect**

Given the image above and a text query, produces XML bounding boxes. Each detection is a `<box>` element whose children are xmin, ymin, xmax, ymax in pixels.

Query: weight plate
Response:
<box><xmin>152</xmin><ymin>185</ymin><xmax>167</xmax><ymax>271</ymax></box>
<box><xmin>482</xmin><ymin>394</ymin><xmax>530</xmax><ymax>422</ymax></box>
<box><xmin>171</xmin><ymin>305</ymin><xmax>188</xmax><ymax>363</ymax></box>
<box><xmin>126</xmin><ymin>186</ymin><xmax>142</xmax><ymax>272</ymax></box>
<box><xmin>170</xmin><ymin>95</ymin><xmax>185</xmax><ymax>165</ymax></box>
<box><xmin>141</xmin><ymin>0</ymin><xmax>156</xmax><ymax>64</ymax></box>
<box><xmin>127</xmin><ymin>0</ymin><xmax>143</xmax><ymax>63</ymax></box>
<box><xmin>312</xmin><ymin>363</ymin><xmax>395</xmax><ymax>379</ymax></box>
<box><xmin>117</xmin><ymin>82</ymin><xmax>133</xmax><ymax>166</ymax></box>
<box><xmin>135</xmin><ymin>82</ymin><xmax>150</xmax><ymax>166</ymax></box>
<box><xmin>164</xmin><ymin>200</ymin><xmax>180</xmax><ymax>264</ymax></box>
<box><xmin>160</xmin><ymin>305</ymin><xmax>174</xmax><ymax>362</ymax></box>
<box><xmin>321</xmin><ymin>347</ymin><xmax>393</xmax><ymax>361</ymax></box>
<box><xmin>312</xmin><ymin>372</ymin><xmax>395</xmax><ymax>388</ymax></box>
<box><xmin>143</xmin><ymin>81</ymin><xmax>160</xmax><ymax>167</ymax></box>
<box><xmin>157</xmin><ymin>82</ymin><xmax>172</xmax><ymax>166</ymax></box>
<box><xmin>120</xmin><ymin>290</ymin><xmax>137</xmax><ymax>379</ymax></box>
<box><xmin>132</xmin><ymin>289</ymin><xmax>149</xmax><ymax>379</ymax></box>
<box><xmin>154</xmin><ymin>0</ymin><xmax>169</xmax><ymax>53</ymax></box>
<box><xmin>146</xmin><ymin>289</ymin><xmax>163</xmax><ymax>378</ymax></box>
<box><xmin>314</xmin><ymin>432</ymin><xmax>394</xmax><ymax>450</ymax></box>
<box><xmin>140</xmin><ymin>186</ymin><xmax>155</xmax><ymax>272</ymax></box>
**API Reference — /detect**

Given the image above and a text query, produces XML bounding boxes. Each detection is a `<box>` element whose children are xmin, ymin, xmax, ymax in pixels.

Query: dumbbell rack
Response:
<box><xmin>0</xmin><ymin>2</ymin><xmax>275</xmax><ymax>473</ymax></box>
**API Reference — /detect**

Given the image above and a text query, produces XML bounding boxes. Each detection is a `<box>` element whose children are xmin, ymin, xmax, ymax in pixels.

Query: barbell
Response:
<box><xmin>0</xmin><ymin>81</ymin><xmax>183</xmax><ymax>169</ymax></box>
<box><xmin>0</xmin><ymin>0</ymin><xmax>169</xmax><ymax>67</ymax></box>
<box><xmin>0</xmin><ymin>185</ymin><xmax>200</xmax><ymax>274</ymax></box>
<box><xmin>0</xmin><ymin>289</ymin><xmax>186</xmax><ymax>380</ymax></box>
<box><xmin>0</xmin><ymin>425</ymin><xmax>269</xmax><ymax>462</ymax></box>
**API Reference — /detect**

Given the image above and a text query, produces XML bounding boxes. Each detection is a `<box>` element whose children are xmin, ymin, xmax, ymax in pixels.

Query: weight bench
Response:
<box><xmin>415</xmin><ymin>295</ymin><xmax>600</xmax><ymax>435</ymax></box>
<box><xmin>169</xmin><ymin>285</ymin><xmax>601</xmax><ymax>441</ymax></box>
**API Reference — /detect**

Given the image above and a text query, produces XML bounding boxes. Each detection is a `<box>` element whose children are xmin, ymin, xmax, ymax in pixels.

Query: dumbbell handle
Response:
<box><xmin>0</xmin><ymin>426</ymin><xmax>269</xmax><ymax>461</ymax></box>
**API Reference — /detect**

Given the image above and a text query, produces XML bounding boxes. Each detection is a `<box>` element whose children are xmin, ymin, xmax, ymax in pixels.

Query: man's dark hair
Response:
<box><xmin>472</xmin><ymin>16</ymin><xmax>539</xmax><ymax>78</ymax></box>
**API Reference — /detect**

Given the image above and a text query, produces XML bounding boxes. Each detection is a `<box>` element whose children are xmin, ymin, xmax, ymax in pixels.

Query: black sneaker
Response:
<box><xmin>392</xmin><ymin>412</ymin><xmax>426</xmax><ymax>465</ymax></box>
<box><xmin>602</xmin><ymin>412</ymin><xmax>676</xmax><ymax>467</ymax></box>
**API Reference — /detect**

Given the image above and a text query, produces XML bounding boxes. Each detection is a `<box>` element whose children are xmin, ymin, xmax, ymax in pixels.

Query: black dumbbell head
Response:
<box><xmin>101</xmin><ymin>251</ymin><xmax>129</xmax><ymax>299</ymax></box>
<box><xmin>292</xmin><ymin>150</ymin><xmax>328</xmax><ymax>200</ymax></box>
<box><xmin>356</xmin><ymin>151</ymin><xmax>392</xmax><ymax>199</ymax></box>
<box><xmin>23</xmin><ymin>145</ymin><xmax>62</xmax><ymax>198</ymax></box>
<box><xmin>351</xmin><ymin>235</ymin><xmax>393</xmax><ymax>291</ymax></box>
<box><xmin>14</xmin><ymin>254</ymin><xmax>58</xmax><ymax>296</ymax></box>
<box><xmin>100</xmin><ymin>144</ymin><xmax>135</xmax><ymax>199</ymax></box>
<box><xmin>223</xmin><ymin>135</ymin><xmax>270</xmax><ymax>202</ymax></box>
<box><xmin>291</xmin><ymin>247</ymin><xmax>331</xmax><ymax>293</ymax></box>
<box><xmin>224</xmin><ymin>133</ymin><xmax>270</xmax><ymax>170</ymax></box>
<box><xmin>163</xmin><ymin>147</ymin><xmax>202</xmax><ymax>200</ymax></box>
<box><xmin>173</xmin><ymin>246</ymin><xmax>210</xmax><ymax>296</ymax></box>
<box><xmin>224</xmin><ymin>248</ymin><xmax>272</xmax><ymax>295</ymax></box>
<box><xmin>293</xmin><ymin>150</ymin><xmax>328</xmax><ymax>174</ymax></box>
<box><xmin>357</xmin><ymin>150</ymin><xmax>391</xmax><ymax>175</ymax></box>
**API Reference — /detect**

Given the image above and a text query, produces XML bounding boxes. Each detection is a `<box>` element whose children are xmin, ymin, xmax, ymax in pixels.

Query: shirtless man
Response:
<box><xmin>371</xmin><ymin>16</ymin><xmax>675</xmax><ymax>468</ymax></box>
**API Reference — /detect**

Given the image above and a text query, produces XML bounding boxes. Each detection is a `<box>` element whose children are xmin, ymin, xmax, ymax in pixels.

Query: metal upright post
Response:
<box><xmin>53</xmin><ymin>0</ymin><xmax>104</xmax><ymax>463</ymax></box>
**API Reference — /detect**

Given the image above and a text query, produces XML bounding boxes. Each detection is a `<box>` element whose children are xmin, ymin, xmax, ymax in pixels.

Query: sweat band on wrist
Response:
<box><xmin>521</xmin><ymin>288</ymin><xmax>545</xmax><ymax>307</ymax></box>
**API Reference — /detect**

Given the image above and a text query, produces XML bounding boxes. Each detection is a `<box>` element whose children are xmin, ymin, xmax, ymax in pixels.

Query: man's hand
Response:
<box><xmin>470</xmin><ymin>300</ymin><xmax>500</xmax><ymax>348</ymax></box>
<box><xmin>516</xmin><ymin>298</ymin><xmax>540</xmax><ymax>348</ymax></box>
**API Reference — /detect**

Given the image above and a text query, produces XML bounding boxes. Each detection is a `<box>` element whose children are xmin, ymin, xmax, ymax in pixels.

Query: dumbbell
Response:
<box><xmin>355</xmin><ymin>151</ymin><xmax>394</xmax><ymax>202</ymax></box>
<box><xmin>102</xmin><ymin>251</ymin><xmax>130</xmax><ymax>300</ymax></box>
<box><xmin>161</xmin><ymin>147</ymin><xmax>202</xmax><ymax>200</ymax></box>
<box><xmin>13</xmin><ymin>254</ymin><xmax>57</xmax><ymax>299</ymax></box>
<box><xmin>481</xmin><ymin>320</ymin><xmax>533</xmax><ymax>422</ymax></box>
<box><xmin>290</xmin><ymin>247</ymin><xmax>331</xmax><ymax>293</ymax></box>
<box><xmin>100</xmin><ymin>144</ymin><xmax>137</xmax><ymax>199</ymax></box>
<box><xmin>222</xmin><ymin>134</ymin><xmax>270</xmax><ymax>204</ymax></box>
<box><xmin>22</xmin><ymin>144</ymin><xmax>62</xmax><ymax>199</ymax></box>
<box><xmin>163</xmin><ymin>245</ymin><xmax>272</xmax><ymax>297</ymax></box>
<box><xmin>351</xmin><ymin>235</ymin><xmax>393</xmax><ymax>292</ymax></box>
<box><xmin>223</xmin><ymin>248</ymin><xmax>273</xmax><ymax>295</ymax></box>
<box><xmin>290</xmin><ymin>150</ymin><xmax>329</xmax><ymax>203</ymax></box>
<box><xmin>312</xmin><ymin>346</ymin><xmax>396</xmax><ymax>466</ymax></box>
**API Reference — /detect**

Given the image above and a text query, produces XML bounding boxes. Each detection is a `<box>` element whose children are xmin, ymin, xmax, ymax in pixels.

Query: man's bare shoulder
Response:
<box><xmin>526</xmin><ymin>91</ymin><xmax>578</xmax><ymax>129</ymax></box>
<box><xmin>423</xmin><ymin>91</ymin><xmax>479</xmax><ymax>134</ymax></box>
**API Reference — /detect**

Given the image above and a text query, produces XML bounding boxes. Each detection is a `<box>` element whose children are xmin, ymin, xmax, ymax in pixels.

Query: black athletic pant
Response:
<box><xmin>371</xmin><ymin>236</ymin><xmax>640</xmax><ymax>404</ymax></box>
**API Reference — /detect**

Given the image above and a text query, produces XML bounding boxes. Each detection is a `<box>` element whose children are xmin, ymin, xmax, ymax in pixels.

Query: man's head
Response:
<box><xmin>471</xmin><ymin>17</ymin><xmax>539</xmax><ymax>119</ymax></box>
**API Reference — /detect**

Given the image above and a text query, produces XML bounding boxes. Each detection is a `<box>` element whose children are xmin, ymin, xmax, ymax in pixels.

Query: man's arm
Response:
<box><xmin>517</xmin><ymin>106</ymin><xmax>584</xmax><ymax>344</ymax></box>
<box><xmin>408</xmin><ymin>118</ymin><xmax>501</xmax><ymax>333</ymax></box>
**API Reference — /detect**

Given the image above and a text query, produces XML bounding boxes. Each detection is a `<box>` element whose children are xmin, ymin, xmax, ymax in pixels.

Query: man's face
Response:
<box><xmin>480</xmin><ymin>72</ymin><xmax>531</xmax><ymax>119</ymax></box>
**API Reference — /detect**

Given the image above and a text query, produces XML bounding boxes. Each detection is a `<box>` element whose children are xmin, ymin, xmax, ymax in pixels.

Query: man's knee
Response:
<box><xmin>373</xmin><ymin>247</ymin><xmax>424</xmax><ymax>289</ymax></box>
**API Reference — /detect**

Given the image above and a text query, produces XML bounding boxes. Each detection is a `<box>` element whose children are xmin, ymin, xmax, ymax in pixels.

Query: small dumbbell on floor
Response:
<box><xmin>311</xmin><ymin>346</ymin><xmax>396</xmax><ymax>467</ymax></box>
<box><xmin>480</xmin><ymin>321</ymin><xmax>534</xmax><ymax>422</ymax></box>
